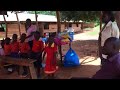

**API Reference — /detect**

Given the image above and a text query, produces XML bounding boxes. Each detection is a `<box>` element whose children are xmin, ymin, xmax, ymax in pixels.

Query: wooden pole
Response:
<box><xmin>56</xmin><ymin>11</ymin><xmax>62</xmax><ymax>64</ymax></box>
<box><xmin>35</xmin><ymin>11</ymin><xmax>39</xmax><ymax>31</ymax></box>
<box><xmin>3</xmin><ymin>15</ymin><xmax>8</xmax><ymax>38</ymax></box>
<box><xmin>15</xmin><ymin>12</ymin><xmax>21</xmax><ymax>37</ymax></box>
<box><xmin>56</xmin><ymin>11</ymin><xmax>61</xmax><ymax>33</ymax></box>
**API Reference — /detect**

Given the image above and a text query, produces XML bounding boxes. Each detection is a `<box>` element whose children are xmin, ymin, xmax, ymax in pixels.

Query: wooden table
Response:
<box><xmin>0</xmin><ymin>56</ymin><xmax>37</xmax><ymax>79</ymax></box>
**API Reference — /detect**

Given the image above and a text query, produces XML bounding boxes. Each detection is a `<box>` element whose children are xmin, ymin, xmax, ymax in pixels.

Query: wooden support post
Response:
<box><xmin>3</xmin><ymin>15</ymin><xmax>8</xmax><ymax>38</ymax></box>
<box><xmin>15</xmin><ymin>12</ymin><xmax>21</xmax><ymax>37</ymax></box>
<box><xmin>35</xmin><ymin>11</ymin><xmax>39</xmax><ymax>31</ymax></box>
<box><xmin>56</xmin><ymin>11</ymin><xmax>61</xmax><ymax>33</ymax></box>
<box><xmin>56</xmin><ymin>11</ymin><xmax>62</xmax><ymax>64</ymax></box>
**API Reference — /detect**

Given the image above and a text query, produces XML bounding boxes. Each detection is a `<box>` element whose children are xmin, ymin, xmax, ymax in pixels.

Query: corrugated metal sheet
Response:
<box><xmin>0</xmin><ymin>12</ymin><xmax>57</xmax><ymax>22</ymax></box>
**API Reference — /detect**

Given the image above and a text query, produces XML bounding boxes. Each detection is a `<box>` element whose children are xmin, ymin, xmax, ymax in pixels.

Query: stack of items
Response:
<box><xmin>54</xmin><ymin>31</ymin><xmax>71</xmax><ymax>46</ymax></box>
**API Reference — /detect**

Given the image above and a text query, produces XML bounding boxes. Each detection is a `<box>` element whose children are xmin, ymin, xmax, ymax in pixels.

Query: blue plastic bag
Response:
<box><xmin>64</xmin><ymin>48</ymin><xmax>80</xmax><ymax>67</ymax></box>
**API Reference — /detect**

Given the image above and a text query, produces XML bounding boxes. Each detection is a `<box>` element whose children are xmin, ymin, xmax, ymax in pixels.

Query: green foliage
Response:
<box><xmin>27</xmin><ymin>11</ymin><xmax>100</xmax><ymax>23</ymax></box>
<box><xmin>27</xmin><ymin>11</ymin><xmax>56</xmax><ymax>16</ymax></box>
<box><xmin>86</xmin><ymin>25</ymin><xmax>100</xmax><ymax>36</ymax></box>
<box><xmin>60</xmin><ymin>11</ymin><xmax>100</xmax><ymax>23</ymax></box>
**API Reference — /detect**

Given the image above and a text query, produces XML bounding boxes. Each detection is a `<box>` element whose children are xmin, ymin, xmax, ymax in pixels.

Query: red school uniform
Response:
<box><xmin>19</xmin><ymin>42</ymin><xmax>30</xmax><ymax>54</ymax></box>
<box><xmin>4</xmin><ymin>44</ymin><xmax>11</xmax><ymax>56</ymax></box>
<box><xmin>44</xmin><ymin>43</ymin><xmax>58</xmax><ymax>74</ymax></box>
<box><xmin>11</xmin><ymin>41</ymin><xmax>19</xmax><ymax>53</ymax></box>
<box><xmin>32</xmin><ymin>39</ymin><xmax>44</xmax><ymax>53</ymax></box>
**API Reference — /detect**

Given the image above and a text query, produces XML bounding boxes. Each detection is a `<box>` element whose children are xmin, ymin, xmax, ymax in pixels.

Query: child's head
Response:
<box><xmin>34</xmin><ymin>31</ymin><xmax>40</xmax><ymax>40</ymax></box>
<box><xmin>102</xmin><ymin>37</ymin><xmax>120</xmax><ymax>56</ymax></box>
<box><xmin>12</xmin><ymin>34</ymin><xmax>18</xmax><ymax>42</ymax></box>
<box><xmin>47</xmin><ymin>33</ymin><xmax>55</xmax><ymax>47</ymax></box>
<box><xmin>26</xmin><ymin>19</ymin><xmax>31</xmax><ymax>29</ymax></box>
<box><xmin>20</xmin><ymin>33</ymin><xmax>26</xmax><ymax>42</ymax></box>
<box><xmin>0</xmin><ymin>39</ymin><xmax>5</xmax><ymax>48</ymax></box>
<box><xmin>5</xmin><ymin>37</ymin><xmax>11</xmax><ymax>45</ymax></box>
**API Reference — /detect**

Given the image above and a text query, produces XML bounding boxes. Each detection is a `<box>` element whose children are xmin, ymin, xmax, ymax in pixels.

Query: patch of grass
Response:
<box><xmin>86</xmin><ymin>26</ymin><xmax>100</xmax><ymax>36</ymax></box>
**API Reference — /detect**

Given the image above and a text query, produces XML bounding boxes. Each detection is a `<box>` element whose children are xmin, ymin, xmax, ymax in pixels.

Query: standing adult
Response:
<box><xmin>67</xmin><ymin>23</ymin><xmax>74</xmax><ymax>41</ymax></box>
<box><xmin>25</xmin><ymin>19</ymin><xmax>37</xmax><ymax>49</ymax></box>
<box><xmin>98</xmin><ymin>11</ymin><xmax>120</xmax><ymax>66</ymax></box>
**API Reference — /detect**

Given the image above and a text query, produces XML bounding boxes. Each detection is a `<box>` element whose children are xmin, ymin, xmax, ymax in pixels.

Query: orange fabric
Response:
<box><xmin>11</xmin><ymin>42</ymin><xmax>19</xmax><ymax>53</ymax></box>
<box><xmin>4</xmin><ymin>44</ymin><xmax>11</xmax><ymax>56</ymax></box>
<box><xmin>19</xmin><ymin>42</ymin><xmax>30</xmax><ymax>53</ymax></box>
<box><xmin>32</xmin><ymin>40</ymin><xmax>44</xmax><ymax>53</ymax></box>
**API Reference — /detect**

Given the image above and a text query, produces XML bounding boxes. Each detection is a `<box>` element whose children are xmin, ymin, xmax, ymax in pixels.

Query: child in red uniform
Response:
<box><xmin>10</xmin><ymin>34</ymin><xmax>19</xmax><ymax>58</ymax></box>
<box><xmin>4</xmin><ymin>37</ymin><xmax>13</xmax><ymax>72</ymax></box>
<box><xmin>43</xmin><ymin>34</ymin><xmax>58</xmax><ymax>79</ymax></box>
<box><xmin>4</xmin><ymin>37</ymin><xmax>11</xmax><ymax>56</ymax></box>
<box><xmin>19</xmin><ymin>33</ymin><xmax>30</xmax><ymax>77</ymax></box>
<box><xmin>0</xmin><ymin>39</ymin><xmax>5</xmax><ymax>56</ymax></box>
<box><xmin>30</xmin><ymin>31</ymin><xmax>44</xmax><ymax>78</ymax></box>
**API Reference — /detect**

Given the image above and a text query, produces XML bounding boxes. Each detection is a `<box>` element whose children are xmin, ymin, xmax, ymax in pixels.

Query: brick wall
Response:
<box><xmin>0</xmin><ymin>22</ymin><xmax>94</xmax><ymax>39</ymax></box>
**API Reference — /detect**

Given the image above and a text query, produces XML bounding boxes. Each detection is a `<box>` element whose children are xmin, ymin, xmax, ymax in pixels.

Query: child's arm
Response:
<box><xmin>26</xmin><ymin>32</ymin><xmax>34</xmax><ymax>39</ymax></box>
<box><xmin>42</xmin><ymin>51</ymin><xmax>46</xmax><ymax>61</ymax></box>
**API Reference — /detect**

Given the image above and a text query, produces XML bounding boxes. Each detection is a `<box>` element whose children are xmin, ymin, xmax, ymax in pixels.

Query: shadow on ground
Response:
<box><xmin>0</xmin><ymin>64</ymin><xmax>100</xmax><ymax>79</ymax></box>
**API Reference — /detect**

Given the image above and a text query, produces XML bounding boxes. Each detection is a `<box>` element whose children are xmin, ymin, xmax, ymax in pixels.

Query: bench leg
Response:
<box><xmin>0</xmin><ymin>61</ymin><xmax>6</xmax><ymax>73</ymax></box>
<box><xmin>29</xmin><ymin>64</ymin><xmax>37</xmax><ymax>79</ymax></box>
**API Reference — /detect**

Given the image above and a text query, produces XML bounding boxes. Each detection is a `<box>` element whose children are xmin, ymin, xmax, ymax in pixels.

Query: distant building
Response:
<box><xmin>0</xmin><ymin>12</ymin><xmax>94</xmax><ymax>39</ymax></box>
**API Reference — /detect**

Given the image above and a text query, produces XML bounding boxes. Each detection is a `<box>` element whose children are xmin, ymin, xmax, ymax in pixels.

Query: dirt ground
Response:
<box><xmin>0</xmin><ymin>30</ymin><xmax>101</xmax><ymax>79</ymax></box>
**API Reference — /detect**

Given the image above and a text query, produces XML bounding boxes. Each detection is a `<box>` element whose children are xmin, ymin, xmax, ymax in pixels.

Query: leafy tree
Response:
<box><xmin>27</xmin><ymin>11</ymin><xmax>56</xmax><ymax>16</ymax></box>
<box><xmin>60</xmin><ymin>11</ymin><xmax>100</xmax><ymax>23</ymax></box>
<box><xmin>27</xmin><ymin>11</ymin><xmax>100</xmax><ymax>25</ymax></box>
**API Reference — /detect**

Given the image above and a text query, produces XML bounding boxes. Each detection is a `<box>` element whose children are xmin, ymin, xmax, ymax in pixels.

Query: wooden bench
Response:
<box><xmin>0</xmin><ymin>56</ymin><xmax>37</xmax><ymax>79</ymax></box>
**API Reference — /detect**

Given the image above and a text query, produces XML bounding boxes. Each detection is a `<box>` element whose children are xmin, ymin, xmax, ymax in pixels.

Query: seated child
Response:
<box><xmin>10</xmin><ymin>34</ymin><xmax>19</xmax><ymax>58</ymax></box>
<box><xmin>0</xmin><ymin>39</ymin><xmax>5</xmax><ymax>56</ymax></box>
<box><xmin>43</xmin><ymin>34</ymin><xmax>58</xmax><ymax>79</ymax></box>
<box><xmin>30</xmin><ymin>31</ymin><xmax>44</xmax><ymax>78</ymax></box>
<box><xmin>4</xmin><ymin>37</ymin><xmax>11</xmax><ymax>56</ymax></box>
<box><xmin>3</xmin><ymin>37</ymin><xmax>13</xmax><ymax>72</ymax></box>
<box><xmin>19</xmin><ymin>33</ymin><xmax>31</xmax><ymax>77</ymax></box>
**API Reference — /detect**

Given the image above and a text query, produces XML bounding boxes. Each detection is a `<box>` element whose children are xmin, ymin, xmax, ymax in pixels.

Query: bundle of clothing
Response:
<box><xmin>54</xmin><ymin>31</ymin><xmax>72</xmax><ymax>46</ymax></box>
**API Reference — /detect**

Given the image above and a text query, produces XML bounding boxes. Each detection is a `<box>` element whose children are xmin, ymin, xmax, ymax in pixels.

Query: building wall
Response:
<box><xmin>0</xmin><ymin>23</ymin><xmax>26</xmax><ymax>39</ymax></box>
<box><xmin>0</xmin><ymin>22</ymin><xmax>94</xmax><ymax>39</ymax></box>
<box><xmin>44</xmin><ymin>23</ymin><xmax>82</xmax><ymax>33</ymax></box>
<box><xmin>7</xmin><ymin>24</ymin><xmax>26</xmax><ymax>38</ymax></box>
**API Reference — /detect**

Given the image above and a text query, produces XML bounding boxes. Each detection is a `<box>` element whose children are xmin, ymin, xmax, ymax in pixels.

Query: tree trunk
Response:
<box><xmin>81</xmin><ymin>22</ymin><xmax>84</xmax><ymax>32</ymax></box>
<box><xmin>56</xmin><ymin>11</ymin><xmax>61</xmax><ymax>33</ymax></box>
<box><xmin>56</xmin><ymin>11</ymin><xmax>62</xmax><ymax>64</ymax></box>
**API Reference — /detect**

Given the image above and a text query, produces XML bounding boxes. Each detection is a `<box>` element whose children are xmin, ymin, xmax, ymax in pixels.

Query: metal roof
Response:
<box><xmin>0</xmin><ymin>12</ymin><xmax>57</xmax><ymax>22</ymax></box>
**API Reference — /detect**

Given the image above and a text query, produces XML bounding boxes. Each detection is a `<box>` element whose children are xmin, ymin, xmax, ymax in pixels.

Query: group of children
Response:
<box><xmin>0</xmin><ymin>31</ymin><xmax>58</xmax><ymax>79</ymax></box>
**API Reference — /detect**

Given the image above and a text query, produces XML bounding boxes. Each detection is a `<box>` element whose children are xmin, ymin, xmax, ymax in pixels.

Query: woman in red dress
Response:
<box><xmin>43</xmin><ymin>34</ymin><xmax>58</xmax><ymax>79</ymax></box>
